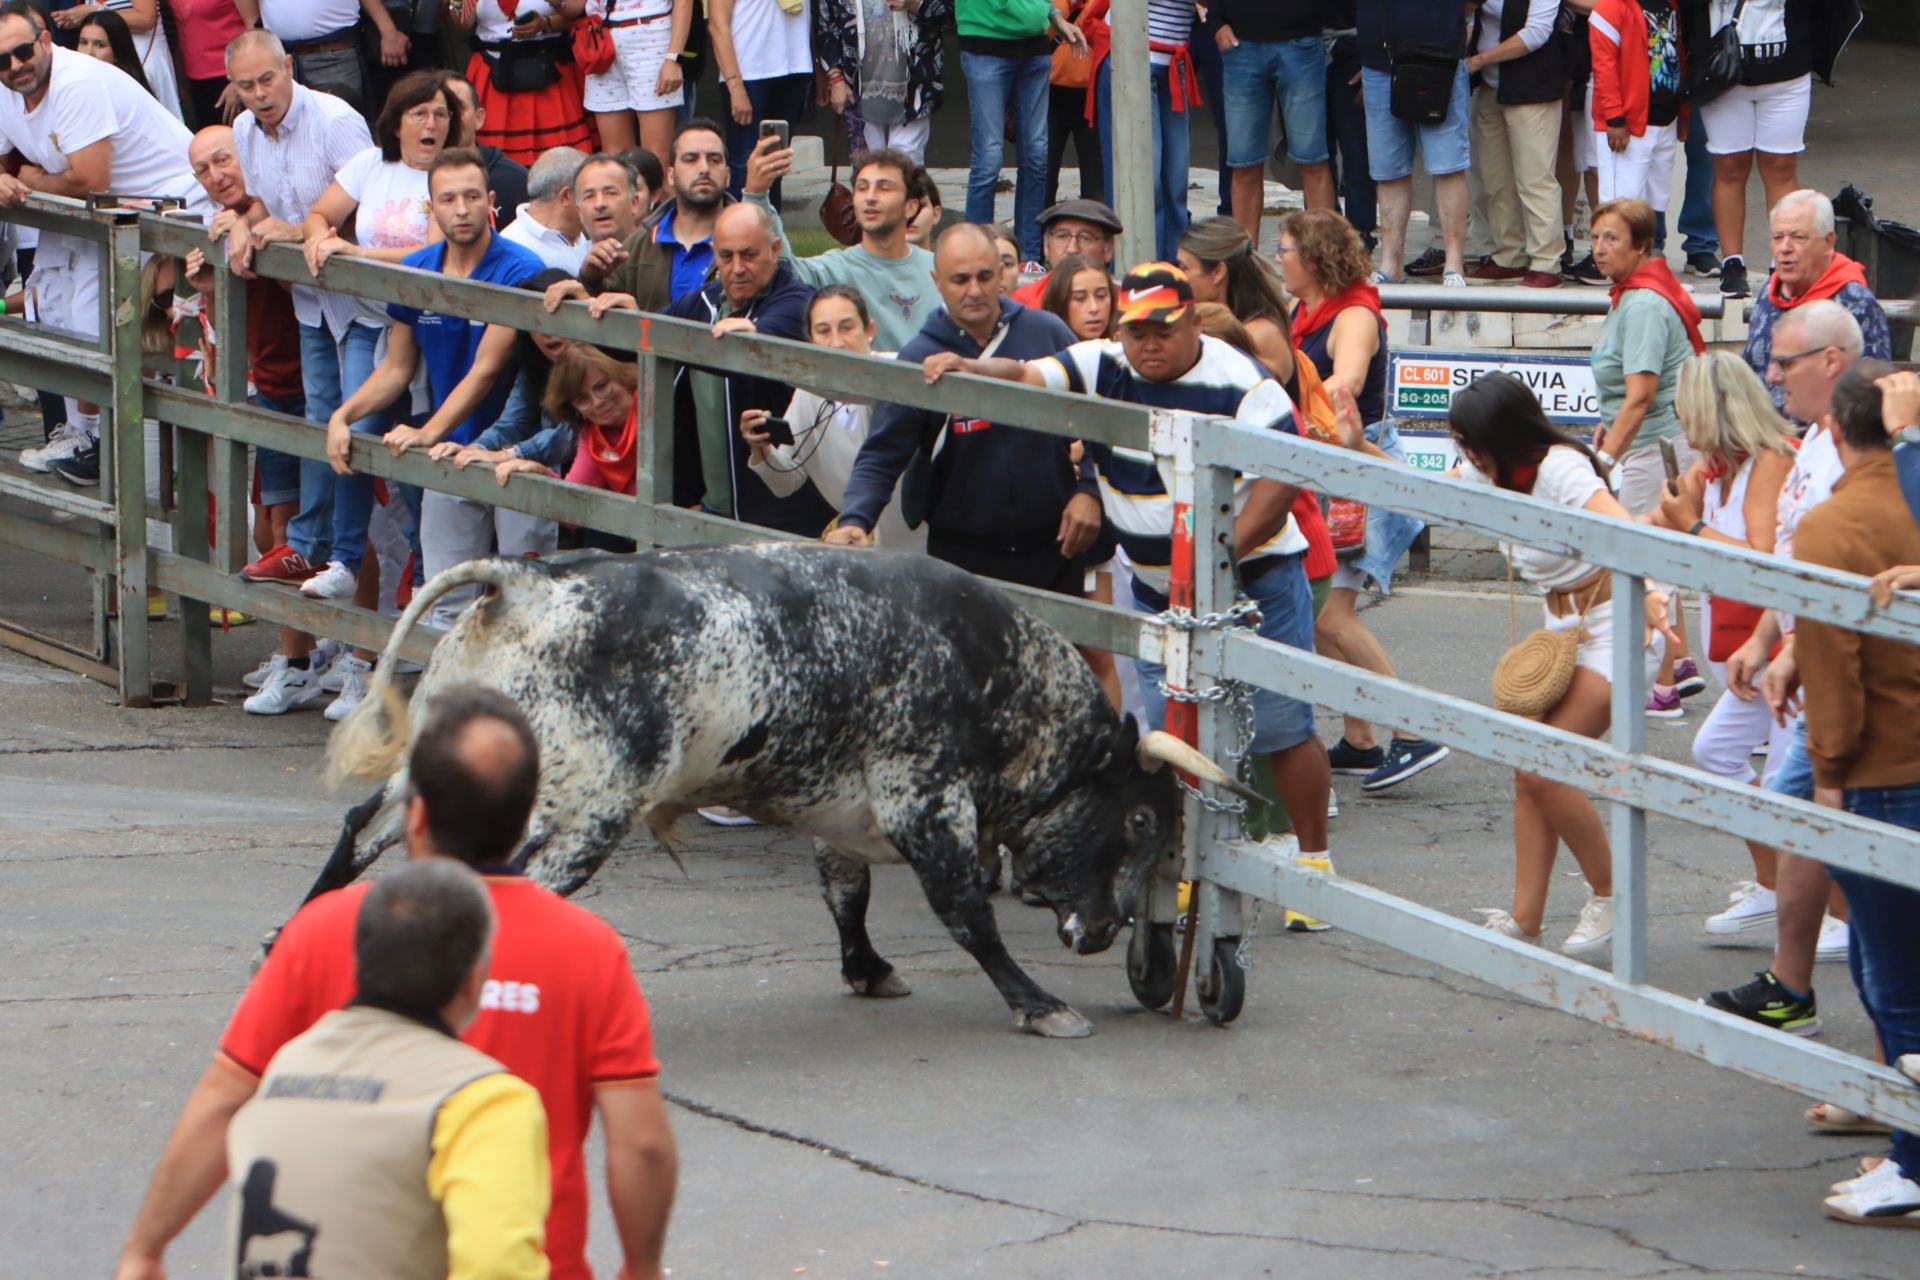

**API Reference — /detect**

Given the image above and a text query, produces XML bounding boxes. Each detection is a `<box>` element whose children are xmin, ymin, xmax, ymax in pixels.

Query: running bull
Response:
<box><xmin>321</xmin><ymin>543</ymin><xmax>1252</xmax><ymax>1037</ymax></box>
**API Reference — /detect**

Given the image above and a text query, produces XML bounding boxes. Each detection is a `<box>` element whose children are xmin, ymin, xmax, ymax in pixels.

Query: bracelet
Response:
<box><xmin>1595</xmin><ymin>448</ymin><xmax>1616</xmax><ymax>467</ymax></box>
<box><xmin>1688</xmin><ymin>518</ymin><xmax>1707</xmax><ymax>536</ymax></box>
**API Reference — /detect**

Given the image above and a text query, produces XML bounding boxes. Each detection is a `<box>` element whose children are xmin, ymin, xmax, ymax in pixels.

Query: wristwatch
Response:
<box><xmin>1895</xmin><ymin>425</ymin><xmax>1920</xmax><ymax>449</ymax></box>
<box><xmin>1596</xmin><ymin>448</ymin><xmax>1617</xmax><ymax>468</ymax></box>
<box><xmin>1688</xmin><ymin>518</ymin><xmax>1707</xmax><ymax>536</ymax></box>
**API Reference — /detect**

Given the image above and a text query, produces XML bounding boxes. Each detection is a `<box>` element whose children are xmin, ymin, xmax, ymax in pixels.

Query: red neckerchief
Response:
<box><xmin>1292</xmin><ymin>282</ymin><xmax>1383</xmax><ymax>339</ymax></box>
<box><xmin>1495</xmin><ymin>445</ymin><xmax>1552</xmax><ymax>494</ymax></box>
<box><xmin>1609</xmin><ymin>256</ymin><xmax>1704</xmax><ymax>354</ymax></box>
<box><xmin>582</xmin><ymin>397</ymin><xmax>638</xmax><ymax>495</ymax></box>
<box><xmin>1766</xmin><ymin>251</ymin><xmax>1869</xmax><ymax>311</ymax></box>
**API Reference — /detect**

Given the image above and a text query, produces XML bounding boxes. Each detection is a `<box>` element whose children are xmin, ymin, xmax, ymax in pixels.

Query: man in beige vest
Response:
<box><xmin>224</xmin><ymin>860</ymin><xmax>551</xmax><ymax>1280</ymax></box>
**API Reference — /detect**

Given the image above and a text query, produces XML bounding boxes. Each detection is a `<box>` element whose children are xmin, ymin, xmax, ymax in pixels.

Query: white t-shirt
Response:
<box><xmin>334</xmin><ymin>148</ymin><xmax>433</xmax><ymax>252</ymax></box>
<box><xmin>499</xmin><ymin>207</ymin><xmax>588</xmax><ymax>272</ymax></box>
<box><xmin>731</xmin><ymin>0</ymin><xmax>812</xmax><ymax>81</ymax></box>
<box><xmin>1774</xmin><ymin>423</ymin><xmax>1844</xmax><ymax>633</ymax></box>
<box><xmin>0</xmin><ymin>48</ymin><xmax>203</xmax><ymax>212</ymax></box>
<box><xmin>260</xmin><ymin>0</ymin><xmax>361</xmax><ymax>41</ymax></box>
<box><xmin>609</xmin><ymin>0</ymin><xmax>676</xmax><ymax>18</ymax></box>
<box><xmin>1461</xmin><ymin>445</ymin><xmax>1609</xmax><ymax>590</ymax></box>
<box><xmin>476</xmin><ymin>0</ymin><xmax>560</xmax><ymax>42</ymax></box>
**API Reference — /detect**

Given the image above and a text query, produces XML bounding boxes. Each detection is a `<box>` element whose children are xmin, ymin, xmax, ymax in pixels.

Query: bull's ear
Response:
<box><xmin>1120</xmin><ymin>713</ymin><xmax>1143</xmax><ymax>747</ymax></box>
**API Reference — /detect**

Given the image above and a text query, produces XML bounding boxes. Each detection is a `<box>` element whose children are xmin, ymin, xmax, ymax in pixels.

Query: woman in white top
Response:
<box><xmin>55</xmin><ymin>0</ymin><xmax>183</xmax><ymax>121</ymax></box>
<box><xmin>1648</xmin><ymin>352</ymin><xmax>1796</xmax><ymax>938</ymax></box>
<box><xmin>582</xmin><ymin>0</ymin><xmax>693</xmax><ymax>165</ymax></box>
<box><xmin>453</xmin><ymin>0</ymin><xmax>594</xmax><ymax>163</ymax></box>
<box><xmin>1451</xmin><ymin>374</ymin><xmax>1675</xmax><ymax>956</ymax></box>
<box><xmin>295</xmin><ymin>73</ymin><xmax>454</xmax><ymax>667</ymax></box>
<box><xmin>739</xmin><ymin>285</ymin><xmax>926</xmax><ymax>552</ymax></box>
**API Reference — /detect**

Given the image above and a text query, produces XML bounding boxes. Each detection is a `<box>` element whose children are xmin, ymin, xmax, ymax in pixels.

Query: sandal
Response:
<box><xmin>1805</xmin><ymin>1101</ymin><xmax>1893</xmax><ymax>1135</ymax></box>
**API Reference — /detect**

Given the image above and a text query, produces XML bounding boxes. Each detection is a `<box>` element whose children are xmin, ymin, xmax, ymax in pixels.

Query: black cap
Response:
<box><xmin>1036</xmin><ymin>198</ymin><xmax>1124</xmax><ymax>235</ymax></box>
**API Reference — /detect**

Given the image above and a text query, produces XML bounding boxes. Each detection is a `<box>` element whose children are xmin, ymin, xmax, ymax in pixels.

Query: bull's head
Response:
<box><xmin>1012</xmin><ymin>717</ymin><xmax>1256</xmax><ymax>956</ymax></box>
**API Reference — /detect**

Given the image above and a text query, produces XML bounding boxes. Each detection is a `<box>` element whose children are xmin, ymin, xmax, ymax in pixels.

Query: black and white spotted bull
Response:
<box><xmin>320</xmin><ymin>543</ymin><xmax>1253</xmax><ymax>1037</ymax></box>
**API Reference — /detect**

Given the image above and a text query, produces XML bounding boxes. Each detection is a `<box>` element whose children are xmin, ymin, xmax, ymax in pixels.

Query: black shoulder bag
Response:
<box><xmin>1686</xmin><ymin>0</ymin><xmax>1748</xmax><ymax>106</ymax></box>
<box><xmin>1386</xmin><ymin>41</ymin><xmax>1461</xmax><ymax>126</ymax></box>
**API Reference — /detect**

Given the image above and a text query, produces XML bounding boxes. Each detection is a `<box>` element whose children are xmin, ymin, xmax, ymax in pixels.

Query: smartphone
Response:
<box><xmin>759</xmin><ymin>119</ymin><xmax>791</xmax><ymax>149</ymax></box>
<box><xmin>514</xmin><ymin>8</ymin><xmax>537</xmax><ymax>22</ymax></box>
<box><xmin>761</xmin><ymin>416</ymin><xmax>795</xmax><ymax>448</ymax></box>
<box><xmin>1658</xmin><ymin>438</ymin><xmax>1680</xmax><ymax>482</ymax></box>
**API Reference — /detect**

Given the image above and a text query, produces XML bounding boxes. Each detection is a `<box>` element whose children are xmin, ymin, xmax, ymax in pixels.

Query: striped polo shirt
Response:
<box><xmin>1036</xmin><ymin>335</ymin><xmax>1307</xmax><ymax>595</ymax></box>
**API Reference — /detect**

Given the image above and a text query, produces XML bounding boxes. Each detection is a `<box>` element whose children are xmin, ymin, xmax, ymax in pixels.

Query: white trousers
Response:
<box><xmin>863</xmin><ymin>116</ymin><xmax>932</xmax><ymax>164</ymax></box>
<box><xmin>420</xmin><ymin>489</ymin><xmax>559</xmax><ymax>628</ymax></box>
<box><xmin>1693</xmin><ymin>659</ymin><xmax>1794</xmax><ymax>787</ymax></box>
<box><xmin>1593</xmin><ymin>122</ymin><xmax>1678</xmax><ymax>212</ymax></box>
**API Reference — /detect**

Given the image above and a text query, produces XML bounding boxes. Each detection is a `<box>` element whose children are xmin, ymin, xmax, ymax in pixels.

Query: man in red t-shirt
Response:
<box><xmin>115</xmin><ymin>686</ymin><xmax>678</xmax><ymax>1280</ymax></box>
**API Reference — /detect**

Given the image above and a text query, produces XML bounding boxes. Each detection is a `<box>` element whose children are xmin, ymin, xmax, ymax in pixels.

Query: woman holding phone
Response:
<box><xmin>1590</xmin><ymin>196</ymin><xmax>1707</xmax><ymax>716</ymax></box>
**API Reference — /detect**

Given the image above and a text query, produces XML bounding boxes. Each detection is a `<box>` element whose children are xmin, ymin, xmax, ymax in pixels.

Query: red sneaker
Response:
<box><xmin>242</xmin><ymin>544</ymin><xmax>321</xmax><ymax>584</ymax></box>
<box><xmin>1467</xmin><ymin>256</ymin><xmax>1529</xmax><ymax>281</ymax></box>
<box><xmin>1520</xmin><ymin>270</ymin><xmax>1564</xmax><ymax>288</ymax></box>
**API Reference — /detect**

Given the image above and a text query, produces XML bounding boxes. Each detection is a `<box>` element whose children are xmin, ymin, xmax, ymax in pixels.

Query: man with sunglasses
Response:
<box><xmin>1743</xmin><ymin>189</ymin><xmax>1890</xmax><ymax>417</ymax></box>
<box><xmin>0</xmin><ymin>0</ymin><xmax>206</xmax><ymax>482</ymax></box>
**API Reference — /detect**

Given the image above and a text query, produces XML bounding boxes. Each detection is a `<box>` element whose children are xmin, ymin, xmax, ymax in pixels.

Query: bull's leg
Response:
<box><xmin>815</xmin><ymin>840</ymin><xmax>910</xmax><ymax>998</ymax></box>
<box><xmin>519</xmin><ymin>802</ymin><xmax>641</xmax><ymax>897</ymax></box>
<box><xmin>881</xmin><ymin>792</ymin><xmax>1093</xmax><ymax>1038</ymax></box>
<box><xmin>300</xmin><ymin>783</ymin><xmax>402</xmax><ymax>905</ymax></box>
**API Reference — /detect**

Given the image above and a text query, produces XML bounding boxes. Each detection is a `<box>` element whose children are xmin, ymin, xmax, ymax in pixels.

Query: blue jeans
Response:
<box><xmin>1094</xmin><ymin>62</ymin><xmax>1192</xmax><ymax>259</ymax></box>
<box><xmin>1678</xmin><ymin>113</ymin><xmax>1718</xmax><ymax>258</ymax></box>
<box><xmin>1343</xmin><ymin>419</ymin><xmax>1424</xmax><ymax>593</ymax></box>
<box><xmin>1834</xmin><ymin>782</ymin><xmax>1920</xmax><ymax>1181</ymax></box>
<box><xmin>1326</xmin><ymin>35</ymin><xmax>1375</xmax><ymax>236</ymax></box>
<box><xmin>724</xmin><ymin>72</ymin><xmax>812</xmax><ymax>204</ymax></box>
<box><xmin>291</xmin><ymin>323</ymin><xmax>344</xmax><ymax>565</ymax></box>
<box><xmin>1221</xmin><ymin>36</ymin><xmax>1329</xmax><ymax>170</ymax></box>
<box><xmin>1132</xmin><ymin>553</ymin><xmax>1319</xmax><ymax>754</ymax></box>
<box><xmin>325</xmin><ymin>322</ymin><xmax>402</xmax><ymax>576</ymax></box>
<box><xmin>251</xmin><ymin>391</ymin><xmax>306</xmax><ymax>508</ymax></box>
<box><xmin>962</xmin><ymin>50</ymin><xmax>1051</xmax><ymax>262</ymax></box>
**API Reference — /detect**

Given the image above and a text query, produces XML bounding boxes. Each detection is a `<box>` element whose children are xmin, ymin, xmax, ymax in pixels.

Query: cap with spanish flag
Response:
<box><xmin>1114</xmin><ymin>262</ymin><xmax>1195</xmax><ymax>327</ymax></box>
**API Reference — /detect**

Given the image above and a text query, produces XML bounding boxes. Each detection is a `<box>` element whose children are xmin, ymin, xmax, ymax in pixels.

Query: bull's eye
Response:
<box><xmin>1129</xmin><ymin>807</ymin><xmax>1154</xmax><ymax>834</ymax></box>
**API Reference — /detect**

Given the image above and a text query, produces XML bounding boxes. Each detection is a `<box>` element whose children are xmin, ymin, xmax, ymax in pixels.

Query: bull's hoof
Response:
<box><xmin>1017</xmin><ymin>1006</ymin><xmax>1095</xmax><ymax>1039</ymax></box>
<box><xmin>251</xmin><ymin>926</ymin><xmax>283</xmax><ymax>976</ymax></box>
<box><xmin>849</xmin><ymin>971</ymin><xmax>912</xmax><ymax>998</ymax></box>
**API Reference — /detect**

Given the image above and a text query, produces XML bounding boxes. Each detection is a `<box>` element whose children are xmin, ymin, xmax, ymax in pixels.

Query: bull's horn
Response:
<box><xmin>1136</xmin><ymin>730</ymin><xmax>1263</xmax><ymax>803</ymax></box>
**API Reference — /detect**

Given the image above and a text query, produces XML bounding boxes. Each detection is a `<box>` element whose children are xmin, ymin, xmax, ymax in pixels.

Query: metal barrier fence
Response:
<box><xmin>1</xmin><ymin>196</ymin><xmax>1916</xmax><ymax>1134</ymax></box>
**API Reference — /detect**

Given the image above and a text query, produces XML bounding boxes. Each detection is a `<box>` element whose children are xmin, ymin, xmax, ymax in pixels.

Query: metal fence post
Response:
<box><xmin>105</xmin><ymin>212</ymin><xmax>150</xmax><ymax>706</ymax></box>
<box><xmin>1107</xmin><ymin>0</ymin><xmax>1156</xmax><ymax>272</ymax></box>
<box><xmin>1610</xmin><ymin>570</ymin><xmax>1649</xmax><ymax>982</ymax></box>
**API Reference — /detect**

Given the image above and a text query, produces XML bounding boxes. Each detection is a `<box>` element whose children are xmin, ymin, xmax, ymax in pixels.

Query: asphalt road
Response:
<box><xmin>0</xmin><ymin>568</ymin><xmax>1910</xmax><ymax>1280</ymax></box>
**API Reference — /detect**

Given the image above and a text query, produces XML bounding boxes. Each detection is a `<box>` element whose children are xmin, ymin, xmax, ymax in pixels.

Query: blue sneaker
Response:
<box><xmin>1360</xmin><ymin>738</ymin><xmax>1452</xmax><ymax>792</ymax></box>
<box><xmin>1327</xmin><ymin>738</ymin><xmax>1385</xmax><ymax>776</ymax></box>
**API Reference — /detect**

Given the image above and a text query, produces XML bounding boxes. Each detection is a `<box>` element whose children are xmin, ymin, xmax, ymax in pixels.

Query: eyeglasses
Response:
<box><xmin>0</xmin><ymin>39</ymin><xmax>38</xmax><ymax>70</ymax></box>
<box><xmin>1767</xmin><ymin>344</ymin><xmax>1833</xmax><ymax>373</ymax></box>
<box><xmin>1045</xmin><ymin>227</ymin><xmax>1106</xmax><ymax>248</ymax></box>
<box><xmin>403</xmin><ymin>104</ymin><xmax>451</xmax><ymax>124</ymax></box>
<box><xmin>1275</xmin><ymin>244</ymin><xmax>1301</xmax><ymax>256</ymax></box>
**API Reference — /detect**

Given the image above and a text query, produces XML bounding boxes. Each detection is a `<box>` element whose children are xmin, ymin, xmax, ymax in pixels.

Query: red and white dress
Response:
<box><xmin>465</xmin><ymin>0</ymin><xmax>593</xmax><ymax>163</ymax></box>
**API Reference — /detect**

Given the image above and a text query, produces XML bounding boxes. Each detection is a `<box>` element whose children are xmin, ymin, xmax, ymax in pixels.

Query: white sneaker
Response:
<box><xmin>310</xmin><ymin>638</ymin><xmax>344</xmax><ymax>689</ymax></box>
<box><xmin>300</xmin><ymin>560</ymin><xmax>358</xmax><ymax>600</ymax></box>
<box><xmin>1563</xmin><ymin>894</ymin><xmax>1614</xmax><ymax>956</ymax></box>
<box><xmin>1898</xmin><ymin>1053</ymin><xmax>1920</xmax><ymax>1084</ymax></box>
<box><xmin>1477</xmin><ymin>907</ymin><xmax>1541</xmax><ymax>941</ymax></box>
<box><xmin>1823</xmin><ymin>1166</ymin><xmax>1920</xmax><ymax>1227</ymax></box>
<box><xmin>19</xmin><ymin>424</ymin><xmax>92</xmax><ymax>473</ymax></box>
<box><xmin>1831</xmin><ymin>1156</ymin><xmax>1901</xmax><ymax>1196</ymax></box>
<box><xmin>243</xmin><ymin>655</ymin><xmax>325</xmax><ymax>715</ymax></box>
<box><xmin>697</xmin><ymin>806</ymin><xmax>757</xmax><ymax>827</ymax></box>
<box><xmin>241</xmin><ymin>649</ymin><xmax>279</xmax><ymax>689</ymax></box>
<box><xmin>1326</xmin><ymin>791</ymin><xmax>1339</xmax><ymax>819</ymax></box>
<box><xmin>1705</xmin><ymin>880</ymin><xmax>1777</xmax><ymax>935</ymax></box>
<box><xmin>1443</xmin><ymin>271</ymin><xmax>1467</xmax><ymax>288</ymax></box>
<box><xmin>324</xmin><ymin>655</ymin><xmax>372</xmax><ymax>722</ymax></box>
<box><xmin>1815</xmin><ymin>914</ymin><xmax>1850</xmax><ymax>962</ymax></box>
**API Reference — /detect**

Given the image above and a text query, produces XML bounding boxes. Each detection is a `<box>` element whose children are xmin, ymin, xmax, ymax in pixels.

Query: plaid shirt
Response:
<box><xmin>234</xmin><ymin>83</ymin><xmax>373</xmax><ymax>339</ymax></box>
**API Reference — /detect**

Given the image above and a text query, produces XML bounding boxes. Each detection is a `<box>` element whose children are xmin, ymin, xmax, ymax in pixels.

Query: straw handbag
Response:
<box><xmin>1492</xmin><ymin>563</ymin><xmax>1602</xmax><ymax>717</ymax></box>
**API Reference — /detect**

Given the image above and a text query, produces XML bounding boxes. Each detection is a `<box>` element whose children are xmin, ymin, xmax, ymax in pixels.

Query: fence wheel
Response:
<box><xmin>1199</xmin><ymin>936</ymin><xmax>1245</xmax><ymax>1025</ymax></box>
<box><xmin>1127</xmin><ymin>920</ymin><xmax>1177</xmax><ymax>1010</ymax></box>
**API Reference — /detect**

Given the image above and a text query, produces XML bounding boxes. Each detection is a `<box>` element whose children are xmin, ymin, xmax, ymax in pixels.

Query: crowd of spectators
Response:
<box><xmin>0</xmin><ymin>0</ymin><xmax>1912</xmax><ymax>1255</ymax></box>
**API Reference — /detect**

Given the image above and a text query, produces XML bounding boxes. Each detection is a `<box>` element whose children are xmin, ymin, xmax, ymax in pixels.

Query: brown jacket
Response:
<box><xmin>1793</xmin><ymin>450</ymin><xmax>1920</xmax><ymax>790</ymax></box>
<box><xmin>582</xmin><ymin>195</ymin><xmax>731</xmax><ymax>313</ymax></box>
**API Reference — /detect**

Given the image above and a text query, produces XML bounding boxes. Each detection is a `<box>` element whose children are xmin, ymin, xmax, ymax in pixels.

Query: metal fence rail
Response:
<box><xmin>1</xmin><ymin>198</ymin><xmax>1915</xmax><ymax>1137</ymax></box>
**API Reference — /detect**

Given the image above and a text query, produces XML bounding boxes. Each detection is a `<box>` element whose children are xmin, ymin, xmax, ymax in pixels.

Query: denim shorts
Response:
<box><xmin>1361</xmin><ymin>65</ymin><xmax>1471</xmax><ymax>182</ymax></box>
<box><xmin>1763</xmin><ymin>714</ymin><xmax>1813</xmax><ymax>803</ymax></box>
<box><xmin>1221</xmin><ymin>37</ymin><xmax>1330</xmax><ymax>169</ymax></box>
<box><xmin>251</xmin><ymin>391</ymin><xmax>305</xmax><ymax>508</ymax></box>
<box><xmin>1132</xmin><ymin>553</ymin><xmax>1319</xmax><ymax>754</ymax></box>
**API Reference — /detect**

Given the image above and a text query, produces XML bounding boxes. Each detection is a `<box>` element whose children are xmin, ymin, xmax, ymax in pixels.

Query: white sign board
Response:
<box><xmin>1388</xmin><ymin>350</ymin><xmax>1603</xmax><ymax>427</ymax></box>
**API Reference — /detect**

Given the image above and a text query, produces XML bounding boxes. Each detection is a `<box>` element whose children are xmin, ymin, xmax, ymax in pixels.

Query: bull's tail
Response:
<box><xmin>325</xmin><ymin>559</ymin><xmax>527</xmax><ymax>786</ymax></box>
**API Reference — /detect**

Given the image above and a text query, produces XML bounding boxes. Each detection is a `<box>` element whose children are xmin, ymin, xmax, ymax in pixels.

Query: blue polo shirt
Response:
<box><xmin>653</xmin><ymin>205</ymin><xmax>715</xmax><ymax>301</ymax></box>
<box><xmin>388</xmin><ymin>233</ymin><xmax>546</xmax><ymax>444</ymax></box>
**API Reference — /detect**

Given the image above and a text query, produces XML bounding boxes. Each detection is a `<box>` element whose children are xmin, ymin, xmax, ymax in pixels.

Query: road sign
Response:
<box><xmin>1389</xmin><ymin>351</ymin><xmax>1602</xmax><ymax>427</ymax></box>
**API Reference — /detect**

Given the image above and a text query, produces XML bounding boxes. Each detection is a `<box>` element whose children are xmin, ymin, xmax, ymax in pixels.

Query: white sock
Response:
<box><xmin>70</xmin><ymin>408</ymin><xmax>100</xmax><ymax>440</ymax></box>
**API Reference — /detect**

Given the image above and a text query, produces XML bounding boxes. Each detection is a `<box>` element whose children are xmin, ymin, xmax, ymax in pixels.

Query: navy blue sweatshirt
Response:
<box><xmin>840</xmin><ymin>299</ymin><xmax>1094</xmax><ymax>545</ymax></box>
